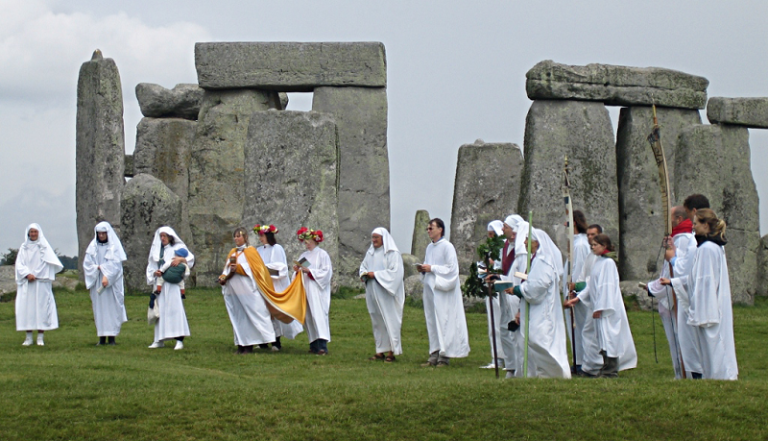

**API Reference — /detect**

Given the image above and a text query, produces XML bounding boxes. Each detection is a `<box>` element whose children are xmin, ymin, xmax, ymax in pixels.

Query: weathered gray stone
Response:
<box><xmin>0</xmin><ymin>265</ymin><xmax>16</xmax><ymax>300</ymax></box>
<box><xmin>187</xmin><ymin>89</ymin><xmax>280</xmax><ymax>286</ymax></box>
<box><xmin>401</xmin><ymin>253</ymin><xmax>420</xmax><ymax>279</ymax></box>
<box><xmin>120</xmin><ymin>174</ymin><xmax>182</xmax><ymax>293</ymax></box>
<box><xmin>411</xmin><ymin>210</ymin><xmax>431</xmax><ymax>260</ymax></box>
<box><xmin>134</xmin><ymin>117</ymin><xmax>196</xmax><ymax>243</ymax></box>
<box><xmin>76</xmin><ymin>50</ymin><xmax>125</xmax><ymax>276</ymax></box>
<box><xmin>312</xmin><ymin>86</ymin><xmax>389</xmax><ymax>287</ymax></box>
<box><xmin>278</xmin><ymin>92</ymin><xmax>289</xmax><ymax>110</ymax></box>
<box><xmin>526</xmin><ymin>60</ymin><xmax>709</xmax><ymax>109</ymax></box>
<box><xmin>404</xmin><ymin>274</ymin><xmax>423</xmax><ymax>300</ymax></box>
<box><xmin>124</xmin><ymin>154</ymin><xmax>134</xmax><ymax>177</ymax></box>
<box><xmin>195</xmin><ymin>42</ymin><xmax>387</xmax><ymax>91</ymax></box>
<box><xmin>518</xmin><ymin>100</ymin><xmax>619</xmax><ymax>248</ymax></box>
<box><xmin>616</xmin><ymin>107</ymin><xmax>702</xmax><ymax>281</ymax></box>
<box><xmin>675</xmin><ymin>124</ymin><xmax>759</xmax><ymax>304</ymax></box>
<box><xmin>758</xmin><ymin>235</ymin><xmax>768</xmax><ymax>297</ymax></box>
<box><xmin>707</xmin><ymin>97</ymin><xmax>768</xmax><ymax>128</ymax></box>
<box><xmin>243</xmin><ymin>111</ymin><xmax>339</xmax><ymax>288</ymax></box>
<box><xmin>619</xmin><ymin>280</ymin><xmax>653</xmax><ymax>312</ymax></box>
<box><xmin>135</xmin><ymin>83</ymin><xmax>204</xmax><ymax>120</ymax></box>
<box><xmin>450</xmin><ymin>140</ymin><xmax>522</xmax><ymax>273</ymax></box>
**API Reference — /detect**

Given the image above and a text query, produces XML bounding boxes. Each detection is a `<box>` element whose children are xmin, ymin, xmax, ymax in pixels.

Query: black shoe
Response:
<box><xmin>107</xmin><ymin>337</ymin><xmax>116</xmax><ymax>346</ymax></box>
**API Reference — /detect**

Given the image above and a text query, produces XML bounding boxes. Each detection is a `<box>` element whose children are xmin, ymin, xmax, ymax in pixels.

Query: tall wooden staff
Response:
<box><xmin>647</xmin><ymin>104</ymin><xmax>686</xmax><ymax>378</ymax></box>
<box><xmin>522</xmin><ymin>210</ymin><xmax>533</xmax><ymax>378</ymax></box>
<box><xmin>562</xmin><ymin>156</ymin><xmax>577</xmax><ymax>372</ymax></box>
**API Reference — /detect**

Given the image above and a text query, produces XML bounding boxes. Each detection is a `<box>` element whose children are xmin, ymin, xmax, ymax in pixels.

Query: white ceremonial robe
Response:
<box><xmin>146</xmin><ymin>243</ymin><xmax>192</xmax><ymax>341</ymax></box>
<box><xmin>15</xmin><ymin>243</ymin><xmax>61</xmax><ymax>331</ymax></box>
<box><xmin>589</xmin><ymin>257</ymin><xmax>637</xmax><ymax>370</ymax></box>
<box><xmin>221</xmin><ymin>247</ymin><xmax>277</xmax><ymax>346</ymax></box>
<box><xmin>83</xmin><ymin>243</ymin><xmax>128</xmax><ymax>336</ymax></box>
<box><xmin>360</xmin><ymin>246</ymin><xmax>405</xmax><ymax>355</ymax></box>
<box><xmin>258</xmin><ymin>244</ymin><xmax>303</xmax><ymax>340</ymax></box>
<box><xmin>649</xmin><ymin>232</ymin><xmax>700</xmax><ymax>378</ymax></box>
<box><xmin>422</xmin><ymin>238</ymin><xmax>470</xmax><ymax>358</ymax></box>
<box><xmin>565</xmin><ymin>233</ymin><xmax>591</xmax><ymax>366</ymax></box>
<box><xmin>499</xmin><ymin>244</ymin><xmax>525</xmax><ymax>372</ymax></box>
<box><xmin>671</xmin><ymin>241</ymin><xmax>738</xmax><ymax>380</ymax></box>
<box><xmin>518</xmin><ymin>254</ymin><xmax>571</xmax><ymax>378</ymax></box>
<box><xmin>299</xmin><ymin>246</ymin><xmax>333</xmax><ymax>343</ymax></box>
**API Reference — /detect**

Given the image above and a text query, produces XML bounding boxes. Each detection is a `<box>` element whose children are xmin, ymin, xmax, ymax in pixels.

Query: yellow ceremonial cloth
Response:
<box><xmin>226</xmin><ymin>247</ymin><xmax>306</xmax><ymax>324</ymax></box>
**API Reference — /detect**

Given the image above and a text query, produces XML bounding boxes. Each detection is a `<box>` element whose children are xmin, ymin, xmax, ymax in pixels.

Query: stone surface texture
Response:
<box><xmin>758</xmin><ymin>235</ymin><xmax>768</xmax><ymax>297</ymax></box>
<box><xmin>243</xmin><ymin>111</ymin><xmax>340</xmax><ymax>288</ymax></box>
<box><xmin>706</xmin><ymin>97</ymin><xmax>768</xmax><ymax>128</ymax></box>
<box><xmin>312</xmin><ymin>86</ymin><xmax>389</xmax><ymax>287</ymax></box>
<box><xmin>134</xmin><ymin>117</ymin><xmax>197</xmax><ymax>242</ymax></box>
<box><xmin>675</xmin><ymin>124</ymin><xmax>759</xmax><ymax>304</ymax></box>
<box><xmin>526</xmin><ymin>60</ymin><xmax>709</xmax><ymax>109</ymax></box>
<box><xmin>135</xmin><ymin>83</ymin><xmax>204</xmax><ymax>120</ymax></box>
<box><xmin>404</xmin><ymin>274</ymin><xmax>423</xmax><ymax>300</ymax></box>
<box><xmin>616</xmin><ymin>106</ymin><xmax>702</xmax><ymax>281</ymax></box>
<box><xmin>411</xmin><ymin>210</ymin><xmax>431</xmax><ymax>260</ymax></box>
<box><xmin>124</xmin><ymin>154</ymin><xmax>134</xmax><ymax>177</ymax></box>
<box><xmin>195</xmin><ymin>42</ymin><xmax>387</xmax><ymax>91</ymax></box>
<box><xmin>120</xmin><ymin>174</ymin><xmax>183</xmax><ymax>293</ymax></box>
<box><xmin>187</xmin><ymin>89</ymin><xmax>281</xmax><ymax>286</ymax></box>
<box><xmin>401</xmin><ymin>253</ymin><xmax>419</xmax><ymax>279</ymax></box>
<box><xmin>619</xmin><ymin>280</ymin><xmax>654</xmax><ymax>312</ymax></box>
<box><xmin>449</xmin><ymin>141</ymin><xmax>522</xmax><ymax>273</ymax></box>
<box><xmin>0</xmin><ymin>266</ymin><xmax>15</xmax><ymax>299</ymax></box>
<box><xmin>76</xmin><ymin>51</ymin><xmax>125</xmax><ymax>276</ymax></box>
<box><xmin>518</xmin><ymin>100</ymin><xmax>619</xmax><ymax>251</ymax></box>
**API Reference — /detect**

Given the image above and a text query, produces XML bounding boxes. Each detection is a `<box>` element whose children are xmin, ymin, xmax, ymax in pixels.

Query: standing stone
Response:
<box><xmin>707</xmin><ymin>97</ymin><xmax>768</xmax><ymax>128</ymax></box>
<box><xmin>450</xmin><ymin>140</ymin><xmax>522</xmax><ymax>273</ymax></box>
<box><xmin>76</xmin><ymin>50</ymin><xmax>125</xmax><ymax>275</ymax></box>
<box><xmin>758</xmin><ymin>235</ymin><xmax>768</xmax><ymax>297</ymax></box>
<box><xmin>195</xmin><ymin>42</ymin><xmax>387</xmax><ymax>91</ymax></box>
<box><xmin>120</xmin><ymin>174</ymin><xmax>182</xmax><ymax>293</ymax></box>
<box><xmin>243</xmin><ymin>110</ymin><xmax>340</xmax><ymax>287</ymax></box>
<box><xmin>526</xmin><ymin>60</ymin><xmax>709</xmax><ymax>109</ymax></box>
<box><xmin>675</xmin><ymin>124</ymin><xmax>759</xmax><ymax>304</ymax></box>
<box><xmin>411</xmin><ymin>210</ymin><xmax>431</xmax><ymax>260</ymax></box>
<box><xmin>124</xmin><ymin>154</ymin><xmax>134</xmax><ymax>178</ymax></box>
<box><xmin>134</xmin><ymin>117</ymin><xmax>197</xmax><ymax>243</ymax></box>
<box><xmin>135</xmin><ymin>83</ymin><xmax>204</xmax><ymax>120</ymax></box>
<box><xmin>312</xmin><ymin>86</ymin><xmax>389</xmax><ymax>287</ymax></box>
<box><xmin>518</xmin><ymin>100</ymin><xmax>619</xmax><ymax>247</ymax></box>
<box><xmin>187</xmin><ymin>89</ymin><xmax>281</xmax><ymax>285</ymax></box>
<box><xmin>616</xmin><ymin>106</ymin><xmax>702</xmax><ymax>280</ymax></box>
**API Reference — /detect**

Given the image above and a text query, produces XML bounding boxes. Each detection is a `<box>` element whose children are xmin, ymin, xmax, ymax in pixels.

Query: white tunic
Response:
<box><xmin>672</xmin><ymin>240</ymin><xmax>738</xmax><ymax>380</ymax></box>
<box><xmin>589</xmin><ymin>257</ymin><xmax>637</xmax><ymax>369</ymax></box>
<box><xmin>15</xmin><ymin>228</ymin><xmax>62</xmax><ymax>331</ymax></box>
<box><xmin>422</xmin><ymin>238</ymin><xmax>470</xmax><ymax>358</ymax></box>
<box><xmin>565</xmin><ymin>233</ymin><xmax>591</xmax><ymax>365</ymax></box>
<box><xmin>83</xmin><ymin>241</ymin><xmax>128</xmax><ymax>336</ymax></box>
<box><xmin>221</xmin><ymin>247</ymin><xmax>277</xmax><ymax>346</ymax></box>
<box><xmin>146</xmin><ymin>241</ymin><xmax>192</xmax><ymax>341</ymax></box>
<box><xmin>360</xmin><ymin>246</ymin><xmax>405</xmax><ymax>355</ymax></box>
<box><xmin>499</xmin><ymin>240</ymin><xmax>524</xmax><ymax>370</ymax></box>
<box><xmin>258</xmin><ymin>243</ymin><xmax>304</xmax><ymax>340</ymax></box>
<box><xmin>298</xmin><ymin>246</ymin><xmax>333</xmax><ymax>343</ymax></box>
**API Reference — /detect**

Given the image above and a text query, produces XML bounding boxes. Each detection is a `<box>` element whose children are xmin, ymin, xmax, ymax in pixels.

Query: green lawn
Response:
<box><xmin>0</xmin><ymin>288</ymin><xmax>766</xmax><ymax>441</ymax></box>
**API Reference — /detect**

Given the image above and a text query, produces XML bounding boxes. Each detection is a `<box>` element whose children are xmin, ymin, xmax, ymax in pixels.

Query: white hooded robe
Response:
<box><xmin>82</xmin><ymin>222</ymin><xmax>128</xmax><ymax>337</ymax></box>
<box><xmin>298</xmin><ymin>246</ymin><xmax>333</xmax><ymax>343</ymax></box>
<box><xmin>15</xmin><ymin>223</ymin><xmax>62</xmax><ymax>331</ymax></box>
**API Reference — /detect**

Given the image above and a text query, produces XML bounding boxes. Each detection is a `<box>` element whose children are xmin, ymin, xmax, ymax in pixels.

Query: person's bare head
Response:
<box><xmin>683</xmin><ymin>194</ymin><xmax>710</xmax><ymax>221</ymax></box>
<box><xmin>671</xmin><ymin>206</ymin><xmax>687</xmax><ymax>228</ymax></box>
<box><xmin>586</xmin><ymin>224</ymin><xmax>602</xmax><ymax>242</ymax></box>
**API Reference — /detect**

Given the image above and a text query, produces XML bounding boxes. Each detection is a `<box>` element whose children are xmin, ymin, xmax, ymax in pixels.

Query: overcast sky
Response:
<box><xmin>1</xmin><ymin>0</ymin><xmax>767</xmax><ymax>257</ymax></box>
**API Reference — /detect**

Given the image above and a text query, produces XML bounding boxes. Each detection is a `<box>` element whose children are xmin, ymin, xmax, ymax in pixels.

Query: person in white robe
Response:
<box><xmin>146</xmin><ymin>226</ymin><xmax>193</xmax><ymax>350</ymax></box>
<box><xmin>255</xmin><ymin>224</ymin><xmax>303</xmax><ymax>351</ymax></box>
<box><xmin>359</xmin><ymin>227</ymin><xmax>405</xmax><ymax>362</ymax></box>
<box><xmin>563</xmin><ymin>210</ymin><xmax>591</xmax><ymax>373</ymax></box>
<box><xmin>647</xmin><ymin>206</ymin><xmax>701</xmax><ymax>379</ymax></box>
<box><xmin>417</xmin><ymin>218</ymin><xmax>470</xmax><ymax>367</ymax></box>
<box><xmin>82</xmin><ymin>221</ymin><xmax>128</xmax><ymax>345</ymax></box>
<box><xmin>567</xmin><ymin>234</ymin><xmax>636</xmax><ymax>377</ymax></box>
<box><xmin>478</xmin><ymin>220</ymin><xmax>506</xmax><ymax>369</ymax></box>
<box><xmin>294</xmin><ymin>227</ymin><xmax>333</xmax><ymax>355</ymax></box>
<box><xmin>508</xmin><ymin>226</ymin><xmax>571</xmax><ymax>378</ymax></box>
<box><xmin>15</xmin><ymin>223</ymin><xmax>63</xmax><ymax>346</ymax></box>
<box><xmin>493</xmin><ymin>215</ymin><xmax>526</xmax><ymax>378</ymax></box>
<box><xmin>218</xmin><ymin>227</ymin><xmax>277</xmax><ymax>354</ymax></box>
<box><xmin>662</xmin><ymin>208</ymin><xmax>738</xmax><ymax>380</ymax></box>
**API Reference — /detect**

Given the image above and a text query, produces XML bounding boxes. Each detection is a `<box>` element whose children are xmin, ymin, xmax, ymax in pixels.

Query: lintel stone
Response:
<box><xmin>707</xmin><ymin>97</ymin><xmax>768</xmax><ymax>128</ymax></box>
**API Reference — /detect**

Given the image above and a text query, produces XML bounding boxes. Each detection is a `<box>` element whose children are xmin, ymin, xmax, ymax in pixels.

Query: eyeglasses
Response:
<box><xmin>426</xmin><ymin>227</ymin><xmax>434</xmax><ymax>231</ymax></box>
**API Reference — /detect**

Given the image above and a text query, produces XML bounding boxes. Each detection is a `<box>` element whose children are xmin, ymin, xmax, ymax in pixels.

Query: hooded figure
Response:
<box><xmin>146</xmin><ymin>226</ymin><xmax>194</xmax><ymax>350</ymax></box>
<box><xmin>359</xmin><ymin>227</ymin><xmax>406</xmax><ymax>360</ymax></box>
<box><xmin>15</xmin><ymin>223</ymin><xmax>63</xmax><ymax>345</ymax></box>
<box><xmin>82</xmin><ymin>221</ymin><xmax>128</xmax><ymax>345</ymax></box>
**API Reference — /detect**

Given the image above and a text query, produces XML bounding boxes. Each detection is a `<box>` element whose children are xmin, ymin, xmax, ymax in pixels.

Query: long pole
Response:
<box><xmin>563</xmin><ymin>156</ymin><xmax>577</xmax><ymax>373</ymax></box>
<box><xmin>523</xmin><ymin>210</ymin><xmax>533</xmax><ymax>378</ymax></box>
<box><xmin>485</xmin><ymin>252</ymin><xmax>500</xmax><ymax>379</ymax></box>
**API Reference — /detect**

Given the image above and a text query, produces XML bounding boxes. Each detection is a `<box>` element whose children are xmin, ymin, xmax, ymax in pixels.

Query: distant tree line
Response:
<box><xmin>0</xmin><ymin>248</ymin><xmax>78</xmax><ymax>270</ymax></box>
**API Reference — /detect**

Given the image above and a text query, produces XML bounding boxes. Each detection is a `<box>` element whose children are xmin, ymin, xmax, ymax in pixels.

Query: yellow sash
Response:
<box><xmin>226</xmin><ymin>247</ymin><xmax>306</xmax><ymax>324</ymax></box>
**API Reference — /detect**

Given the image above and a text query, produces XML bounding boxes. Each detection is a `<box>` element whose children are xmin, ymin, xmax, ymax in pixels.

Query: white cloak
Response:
<box><xmin>422</xmin><ymin>238</ymin><xmax>470</xmax><ymax>358</ymax></box>
<box><xmin>221</xmin><ymin>247</ymin><xmax>276</xmax><ymax>346</ymax></box>
<box><xmin>499</xmin><ymin>239</ymin><xmax>524</xmax><ymax>371</ymax></box>
<box><xmin>360</xmin><ymin>246</ymin><xmax>405</xmax><ymax>355</ymax></box>
<box><xmin>671</xmin><ymin>240</ymin><xmax>738</xmax><ymax>380</ymax></box>
<box><xmin>15</xmin><ymin>223</ymin><xmax>62</xmax><ymax>331</ymax></box>
<box><xmin>83</xmin><ymin>223</ymin><xmax>128</xmax><ymax>337</ymax></box>
<box><xmin>589</xmin><ymin>256</ymin><xmax>637</xmax><ymax>369</ymax></box>
<box><xmin>564</xmin><ymin>233</ymin><xmax>591</xmax><ymax>366</ymax></box>
<box><xmin>298</xmin><ymin>246</ymin><xmax>333</xmax><ymax>343</ymax></box>
<box><xmin>146</xmin><ymin>227</ymin><xmax>193</xmax><ymax>341</ymax></box>
<box><xmin>258</xmin><ymin>243</ymin><xmax>304</xmax><ymax>340</ymax></box>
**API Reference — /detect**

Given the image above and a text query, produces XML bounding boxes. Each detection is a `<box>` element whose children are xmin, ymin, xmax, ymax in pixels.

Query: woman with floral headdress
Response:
<box><xmin>15</xmin><ymin>223</ymin><xmax>63</xmax><ymax>346</ymax></box>
<box><xmin>254</xmin><ymin>224</ymin><xmax>303</xmax><ymax>351</ymax></box>
<box><xmin>294</xmin><ymin>227</ymin><xmax>333</xmax><ymax>355</ymax></box>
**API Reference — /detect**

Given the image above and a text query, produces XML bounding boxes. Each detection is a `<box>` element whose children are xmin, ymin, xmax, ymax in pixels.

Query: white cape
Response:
<box><xmin>298</xmin><ymin>246</ymin><xmax>333</xmax><ymax>343</ymax></box>
<box><xmin>83</xmin><ymin>222</ymin><xmax>128</xmax><ymax>336</ymax></box>
<box><xmin>146</xmin><ymin>227</ymin><xmax>193</xmax><ymax>341</ymax></box>
<box><xmin>589</xmin><ymin>257</ymin><xmax>637</xmax><ymax>370</ymax></box>
<box><xmin>360</xmin><ymin>245</ymin><xmax>405</xmax><ymax>355</ymax></box>
<box><xmin>15</xmin><ymin>223</ymin><xmax>62</xmax><ymax>331</ymax></box>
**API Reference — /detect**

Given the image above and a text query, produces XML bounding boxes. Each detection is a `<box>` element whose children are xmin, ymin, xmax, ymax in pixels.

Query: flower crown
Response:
<box><xmin>297</xmin><ymin>227</ymin><xmax>323</xmax><ymax>243</ymax></box>
<box><xmin>253</xmin><ymin>224</ymin><xmax>278</xmax><ymax>235</ymax></box>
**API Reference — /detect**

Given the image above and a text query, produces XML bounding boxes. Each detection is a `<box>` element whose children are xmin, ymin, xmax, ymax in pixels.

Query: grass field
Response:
<box><xmin>1</xmin><ymin>287</ymin><xmax>766</xmax><ymax>441</ymax></box>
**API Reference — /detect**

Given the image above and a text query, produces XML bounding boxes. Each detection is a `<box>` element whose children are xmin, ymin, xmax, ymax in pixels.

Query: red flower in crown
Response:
<box><xmin>297</xmin><ymin>227</ymin><xmax>309</xmax><ymax>241</ymax></box>
<box><xmin>313</xmin><ymin>230</ymin><xmax>324</xmax><ymax>243</ymax></box>
<box><xmin>268</xmin><ymin>224</ymin><xmax>278</xmax><ymax>233</ymax></box>
<box><xmin>254</xmin><ymin>224</ymin><xmax>279</xmax><ymax>235</ymax></box>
